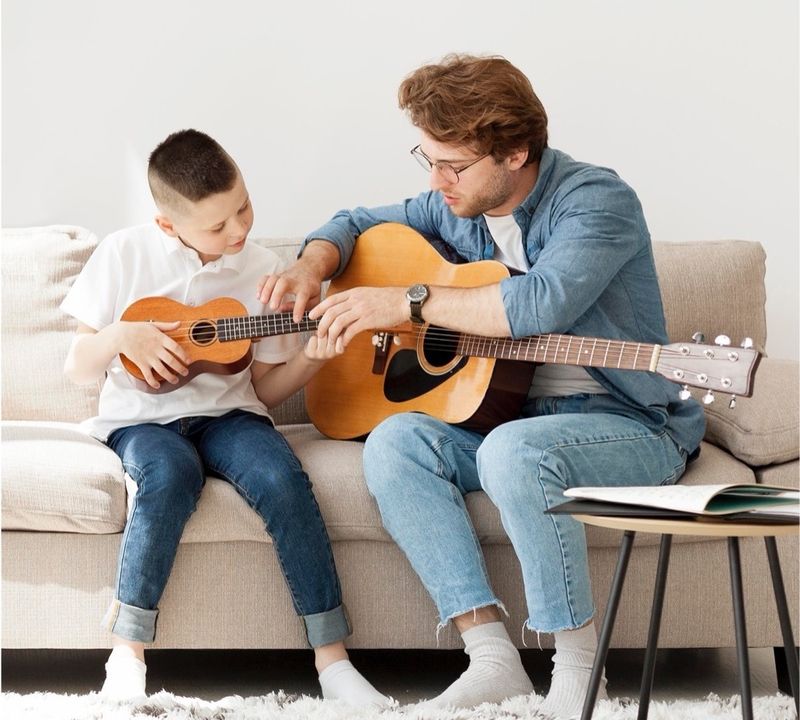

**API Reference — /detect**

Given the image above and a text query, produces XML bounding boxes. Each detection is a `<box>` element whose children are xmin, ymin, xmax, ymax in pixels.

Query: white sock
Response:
<box><xmin>100</xmin><ymin>645</ymin><xmax>147</xmax><ymax>700</ymax></box>
<box><xmin>318</xmin><ymin>659</ymin><xmax>392</xmax><ymax>707</ymax></box>
<box><xmin>426</xmin><ymin>621</ymin><xmax>534</xmax><ymax>709</ymax></box>
<box><xmin>538</xmin><ymin>621</ymin><xmax>608</xmax><ymax>720</ymax></box>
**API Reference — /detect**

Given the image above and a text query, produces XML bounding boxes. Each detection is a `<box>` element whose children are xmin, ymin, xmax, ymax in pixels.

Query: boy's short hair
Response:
<box><xmin>148</xmin><ymin>129</ymin><xmax>238</xmax><ymax>212</ymax></box>
<box><xmin>398</xmin><ymin>54</ymin><xmax>548</xmax><ymax>165</ymax></box>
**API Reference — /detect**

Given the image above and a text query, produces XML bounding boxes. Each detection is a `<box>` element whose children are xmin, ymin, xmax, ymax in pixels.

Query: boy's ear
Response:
<box><xmin>155</xmin><ymin>215</ymin><xmax>178</xmax><ymax>237</ymax></box>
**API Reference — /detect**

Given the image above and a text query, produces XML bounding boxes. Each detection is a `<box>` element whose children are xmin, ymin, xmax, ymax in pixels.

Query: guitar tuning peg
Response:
<box><xmin>728</xmin><ymin>395</ymin><xmax>737</xmax><ymax>409</ymax></box>
<box><xmin>714</xmin><ymin>335</ymin><xmax>731</xmax><ymax>347</ymax></box>
<box><xmin>740</xmin><ymin>337</ymin><xmax>754</xmax><ymax>349</ymax></box>
<box><xmin>679</xmin><ymin>385</ymin><xmax>692</xmax><ymax>400</ymax></box>
<box><xmin>702</xmin><ymin>390</ymin><xmax>716</xmax><ymax>405</ymax></box>
<box><xmin>692</xmin><ymin>332</ymin><xmax>706</xmax><ymax>344</ymax></box>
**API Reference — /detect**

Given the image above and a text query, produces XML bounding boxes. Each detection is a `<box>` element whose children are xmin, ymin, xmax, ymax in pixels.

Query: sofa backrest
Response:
<box><xmin>0</xmin><ymin>227</ymin><xmax>768</xmax><ymax>425</ymax></box>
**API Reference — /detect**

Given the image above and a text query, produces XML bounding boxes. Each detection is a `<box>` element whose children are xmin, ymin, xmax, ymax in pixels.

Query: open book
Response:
<box><xmin>562</xmin><ymin>484</ymin><xmax>799</xmax><ymax>518</ymax></box>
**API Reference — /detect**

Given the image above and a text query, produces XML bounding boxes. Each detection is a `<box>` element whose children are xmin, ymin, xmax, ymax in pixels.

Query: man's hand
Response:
<box><xmin>257</xmin><ymin>240</ymin><xmax>340</xmax><ymax>323</ymax></box>
<box><xmin>257</xmin><ymin>263</ymin><xmax>322</xmax><ymax>323</ymax></box>
<box><xmin>308</xmin><ymin>286</ymin><xmax>408</xmax><ymax>348</ymax></box>
<box><xmin>118</xmin><ymin>320</ymin><xmax>190</xmax><ymax>389</ymax></box>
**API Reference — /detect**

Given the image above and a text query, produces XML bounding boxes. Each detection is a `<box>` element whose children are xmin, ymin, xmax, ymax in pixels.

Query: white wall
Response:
<box><xmin>3</xmin><ymin>0</ymin><xmax>798</xmax><ymax>358</ymax></box>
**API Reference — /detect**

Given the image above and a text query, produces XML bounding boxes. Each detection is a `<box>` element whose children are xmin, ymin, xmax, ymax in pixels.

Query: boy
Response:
<box><xmin>61</xmin><ymin>129</ymin><xmax>388</xmax><ymax>707</ymax></box>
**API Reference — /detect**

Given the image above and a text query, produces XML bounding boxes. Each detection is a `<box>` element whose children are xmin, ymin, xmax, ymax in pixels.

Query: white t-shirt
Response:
<box><xmin>484</xmin><ymin>213</ymin><xmax>606</xmax><ymax>398</ymax></box>
<box><xmin>60</xmin><ymin>223</ymin><xmax>301</xmax><ymax>440</ymax></box>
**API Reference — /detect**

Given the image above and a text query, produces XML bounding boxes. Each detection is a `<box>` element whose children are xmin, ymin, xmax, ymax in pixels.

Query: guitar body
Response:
<box><xmin>119</xmin><ymin>296</ymin><xmax>253</xmax><ymax>387</ymax></box>
<box><xmin>305</xmin><ymin>224</ymin><xmax>535</xmax><ymax>439</ymax></box>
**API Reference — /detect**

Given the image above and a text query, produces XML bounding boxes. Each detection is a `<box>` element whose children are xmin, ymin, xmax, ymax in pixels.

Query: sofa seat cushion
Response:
<box><xmin>180</xmin><ymin>429</ymin><xmax>756</xmax><ymax>551</ymax></box>
<box><xmin>1</xmin><ymin>421</ymin><xmax>126</xmax><ymax>533</ymax></box>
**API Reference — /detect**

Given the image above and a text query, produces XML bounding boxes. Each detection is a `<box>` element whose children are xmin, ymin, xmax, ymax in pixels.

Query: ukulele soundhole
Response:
<box><xmin>190</xmin><ymin>320</ymin><xmax>217</xmax><ymax>346</ymax></box>
<box><xmin>384</xmin><ymin>328</ymin><xmax>468</xmax><ymax>403</ymax></box>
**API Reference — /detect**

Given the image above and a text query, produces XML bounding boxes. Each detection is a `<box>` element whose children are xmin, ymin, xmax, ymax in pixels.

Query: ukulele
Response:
<box><xmin>119</xmin><ymin>296</ymin><xmax>317</xmax><ymax>391</ymax></box>
<box><xmin>304</xmin><ymin>224</ymin><xmax>760</xmax><ymax>439</ymax></box>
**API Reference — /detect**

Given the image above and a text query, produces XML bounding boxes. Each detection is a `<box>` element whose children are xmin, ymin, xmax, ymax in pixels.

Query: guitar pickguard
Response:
<box><xmin>384</xmin><ymin>349</ymin><xmax>469</xmax><ymax>403</ymax></box>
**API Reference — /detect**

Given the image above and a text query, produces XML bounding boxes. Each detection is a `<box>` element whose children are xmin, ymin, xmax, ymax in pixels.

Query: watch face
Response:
<box><xmin>407</xmin><ymin>284</ymin><xmax>428</xmax><ymax>302</ymax></box>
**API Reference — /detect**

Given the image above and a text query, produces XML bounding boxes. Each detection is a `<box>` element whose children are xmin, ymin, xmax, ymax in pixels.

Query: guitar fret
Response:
<box><xmin>617</xmin><ymin>342</ymin><xmax>625</xmax><ymax>368</ymax></box>
<box><xmin>544</xmin><ymin>335</ymin><xmax>552</xmax><ymax>363</ymax></box>
<box><xmin>589</xmin><ymin>338</ymin><xmax>597</xmax><ymax>366</ymax></box>
<box><xmin>602</xmin><ymin>340</ymin><xmax>610</xmax><ymax>367</ymax></box>
<box><xmin>633</xmin><ymin>343</ymin><xmax>641</xmax><ymax>370</ymax></box>
<box><xmin>566</xmin><ymin>336</ymin><xmax>574</xmax><ymax>364</ymax></box>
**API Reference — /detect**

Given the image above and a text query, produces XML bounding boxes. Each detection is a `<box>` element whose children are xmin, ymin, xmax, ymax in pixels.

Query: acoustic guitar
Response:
<box><xmin>304</xmin><ymin>224</ymin><xmax>760</xmax><ymax>439</ymax></box>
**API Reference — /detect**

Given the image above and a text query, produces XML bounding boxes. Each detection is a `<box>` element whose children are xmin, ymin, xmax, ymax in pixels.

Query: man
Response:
<box><xmin>260</xmin><ymin>54</ymin><xmax>705</xmax><ymax>719</ymax></box>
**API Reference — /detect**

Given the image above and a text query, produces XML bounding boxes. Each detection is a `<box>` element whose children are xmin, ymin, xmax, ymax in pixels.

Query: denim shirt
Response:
<box><xmin>304</xmin><ymin>147</ymin><xmax>705</xmax><ymax>453</ymax></box>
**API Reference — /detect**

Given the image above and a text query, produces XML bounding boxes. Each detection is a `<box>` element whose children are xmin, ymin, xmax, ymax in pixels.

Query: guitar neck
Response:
<box><xmin>457</xmin><ymin>332</ymin><xmax>659</xmax><ymax>372</ymax></box>
<box><xmin>217</xmin><ymin>312</ymin><xmax>319</xmax><ymax>342</ymax></box>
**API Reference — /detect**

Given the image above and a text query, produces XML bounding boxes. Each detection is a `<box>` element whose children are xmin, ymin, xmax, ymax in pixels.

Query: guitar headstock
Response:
<box><xmin>657</xmin><ymin>333</ymin><xmax>761</xmax><ymax>408</ymax></box>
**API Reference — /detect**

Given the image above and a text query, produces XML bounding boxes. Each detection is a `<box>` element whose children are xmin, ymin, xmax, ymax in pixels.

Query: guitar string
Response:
<box><xmin>138</xmin><ymin>320</ymin><xmax>749</xmax><ymax>364</ymax></box>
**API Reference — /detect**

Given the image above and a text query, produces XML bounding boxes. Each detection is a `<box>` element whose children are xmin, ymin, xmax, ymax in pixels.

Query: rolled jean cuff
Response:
<box><xmin>302</xmin><ymin>604</ymin><xmax>351</xmax><ymax>648</ymax></box>
<box><xmin>102</xmin><ymin>599</ymin><xmax>158</xmax><ymax>643</ymax></box>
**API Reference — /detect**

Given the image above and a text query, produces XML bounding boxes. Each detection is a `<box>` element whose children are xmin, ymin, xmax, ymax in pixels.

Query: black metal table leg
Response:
<box><xmin>764</xmin><ymin>536</ymin><xmax>799</xmax><ymax>715</ymax></box>
<box><xmin>581</xmin><ymin>529</ymin><xmax>636</xmax><ymax>720</ymax></box>
<box><xmin>728</xmin><ymin>536</ymin><xmax>753</xmax><ymax>720</ymax></box>
<box><xmin>637</xmin><ymin>534</ymin><xmax>673</xmax><ymax>720</ymax></box>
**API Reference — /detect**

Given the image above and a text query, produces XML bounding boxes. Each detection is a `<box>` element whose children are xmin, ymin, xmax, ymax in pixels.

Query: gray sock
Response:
<box><xmin>539</xmin><ymin>621</ymin><xmax>608</xmax><ymax>719</ymax></box>
<box><xmin>425</xmin><ymin>621</ymin><xmax>534</xmax><ymax>709</ymax></box>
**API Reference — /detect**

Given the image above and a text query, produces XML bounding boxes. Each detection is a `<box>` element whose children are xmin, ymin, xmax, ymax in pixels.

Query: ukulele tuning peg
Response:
<box><xmin>702</xmin><ymin>390</ymin><xmax>716</xmax><ymax>405</ymax></box>
<box><xmin>714</xmin><ymin>335</ymin><xmax>731</xmax><ymax>347</ymax></box>
<box><xmin>740</xmin><ymin>337</ymin><xmax>754</xmax><ymax>349</ymax></box>
<box><xmin>692</xmin><ymin>332</ymin><xmax>706</xmax><ymax>344</ymax></box>
<box><xmin>679</xmin><ymin>385</ymin><xmax>692</xmax><ymax>401</ymax></box>
<box><xmin>728</xmin><ymin>395</ymin><xmax>737</xmax><ymax>409</ymax></box>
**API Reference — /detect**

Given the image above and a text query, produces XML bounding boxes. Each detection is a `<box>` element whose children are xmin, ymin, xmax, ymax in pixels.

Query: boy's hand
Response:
<box><xmin>303</xmin><ymin>334</ymin><xmax>344</xmax><ymax>363</ymax></box>
<box><xmin>118</xmin><ymin>320</ymin><xmax>191</xmax><ymax>389</ymax></box>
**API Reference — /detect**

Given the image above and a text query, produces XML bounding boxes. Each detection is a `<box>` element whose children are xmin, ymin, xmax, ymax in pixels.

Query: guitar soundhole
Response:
<box><xmin>421</xmin><ymin>326</ymin><xmax>460</xmax><ymax>367</ymax></box>
<box><xmin>190</xmin><ymin>320</ymin><xmax>217</xmax><ymax>346</ymax></box>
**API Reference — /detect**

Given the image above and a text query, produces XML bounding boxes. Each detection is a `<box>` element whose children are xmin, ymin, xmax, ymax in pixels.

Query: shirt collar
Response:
<box><xmin>515</xmin><ymin>147</ymin><xmax>556</xmax><ymax>218</ymax></box>
<box><xmin>155</xmin><ymin>223</ymin><xmax>249</xmax><ymax>273</ymax></box>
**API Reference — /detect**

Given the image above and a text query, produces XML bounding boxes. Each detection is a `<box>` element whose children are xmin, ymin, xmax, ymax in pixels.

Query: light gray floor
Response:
<box><xmin>0</xmin><ymin>647</ymin><xmax>787</xmax><ymax>705</ymax></box>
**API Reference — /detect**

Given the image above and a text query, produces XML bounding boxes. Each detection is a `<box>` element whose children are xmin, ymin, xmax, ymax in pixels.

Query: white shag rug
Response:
<box><xmin>1</xmin><ymin>691</ymin><xmax>796</xmax><ymax>720</ymax></box>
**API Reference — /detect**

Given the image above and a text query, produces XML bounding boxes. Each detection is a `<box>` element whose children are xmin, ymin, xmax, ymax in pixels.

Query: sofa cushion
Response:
<box><xmin>1</xmin><ymin>226</ymin><xmax>101</xmax><ymax>423</ymax></box>
<box><xmin>1</xmin><ymin>421</ymin><xmax>126</xmax><ymax>533</ymax></box>
<box><xmin>703</xmin><ymin>357</ymin><xmax>799</xmax><ymax>466</ymax></box>
<box><xmin>178</xmin><ymin>430</ymin><xmax>754</xmax><ymax>551</ymax></box>
<box><xmin>653</xmin><ymin>240</ymin><xmax>767</xmax><ymax>353</ymax></box>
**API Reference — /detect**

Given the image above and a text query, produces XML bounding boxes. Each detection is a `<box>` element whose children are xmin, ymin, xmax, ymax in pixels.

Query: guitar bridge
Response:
<box><xmin>371</xmin><ymin>332</ymin><xmax>393</xmax><ymax>375</ymax></box>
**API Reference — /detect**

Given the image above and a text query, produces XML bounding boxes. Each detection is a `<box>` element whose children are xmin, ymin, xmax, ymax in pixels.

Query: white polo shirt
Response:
<box><xmin>60</xmin><ymin>223</ymin><xmax>301</xmax><ymax>440</ymax></box>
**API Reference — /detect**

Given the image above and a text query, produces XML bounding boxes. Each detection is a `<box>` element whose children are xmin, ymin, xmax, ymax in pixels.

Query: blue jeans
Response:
<box><xmin>103</xmin><ymin>409</ymin><xmax>350</xmax><ymax>647</ymax></box>
<box><xmin>362</xmin><ymin>394</ymin><xmax>688</xmax><ymax>633</ymax></box>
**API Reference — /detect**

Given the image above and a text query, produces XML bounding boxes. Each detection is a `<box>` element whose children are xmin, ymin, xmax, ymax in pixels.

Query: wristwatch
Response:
<box><xmin>406</xmin><ymin>283</ymin><xmax>429</xmax><ymax>323</ymax></box>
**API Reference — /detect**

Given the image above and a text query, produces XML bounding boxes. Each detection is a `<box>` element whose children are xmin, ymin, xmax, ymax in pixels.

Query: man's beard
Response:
<box><xmin>447</xmin><ymin>164</ymin><xmax>514</xmax><ymax>218</ymax></box>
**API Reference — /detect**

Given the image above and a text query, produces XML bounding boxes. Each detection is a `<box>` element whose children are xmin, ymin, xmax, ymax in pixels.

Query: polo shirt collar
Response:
<box><xmin>155</xmin><ymin>223</ymin><xmax>249</xmax><ymax>273</ymax></box>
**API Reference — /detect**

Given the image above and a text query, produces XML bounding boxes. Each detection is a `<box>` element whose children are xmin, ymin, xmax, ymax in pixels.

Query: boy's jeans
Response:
<box><xmin>362</xmin><ymin>394</ymin><xmax>689</xmax><ymax>633</ymax></box>
<box><xmin>103</xmin><ymin>409</ymin><xmax>350</xmax><ymax>647</ymax></box>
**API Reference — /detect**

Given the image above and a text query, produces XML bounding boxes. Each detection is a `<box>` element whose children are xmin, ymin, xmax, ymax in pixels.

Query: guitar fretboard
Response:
<box><xmin>456</xmin><ymin>332</ymin><xmax>658</xmax><ymax>371</ymax></box>
<box><xmin>217</xmin><ymin>312</ymin><xmax>319</xmax><ymax>342</ymax></box>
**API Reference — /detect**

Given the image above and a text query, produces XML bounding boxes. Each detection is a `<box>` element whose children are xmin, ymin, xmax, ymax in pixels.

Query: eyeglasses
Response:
<box><xmin>410</xmin><ymin>144</ymin><xmax>488</xmax><ymax>184</ymax></box>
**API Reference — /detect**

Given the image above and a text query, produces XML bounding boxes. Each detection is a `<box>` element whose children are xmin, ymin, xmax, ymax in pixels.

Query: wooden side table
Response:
<box><xmin>573</xmin><ymin>515</ymin><xmax>799</xmax><ymax>720</ymax></box>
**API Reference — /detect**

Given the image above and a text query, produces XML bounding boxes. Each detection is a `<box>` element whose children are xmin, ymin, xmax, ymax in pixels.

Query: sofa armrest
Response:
<box><xmin>702</xmin><ymin>357</ymin><xmax>799</xmax><ymax>466</ymax></box>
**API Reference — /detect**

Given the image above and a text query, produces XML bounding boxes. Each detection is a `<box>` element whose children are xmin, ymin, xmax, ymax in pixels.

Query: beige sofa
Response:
<box><xmin>2</xmin><ymin>226</ymin><xmax>798</xmax><ymax>665</ymax></box>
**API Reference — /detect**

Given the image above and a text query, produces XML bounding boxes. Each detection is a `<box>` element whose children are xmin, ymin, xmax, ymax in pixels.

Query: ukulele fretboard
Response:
<box><xmin>217</xmin><ymin>312</ymin><xmax>320</xmax><ymax>342</ymax></box>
